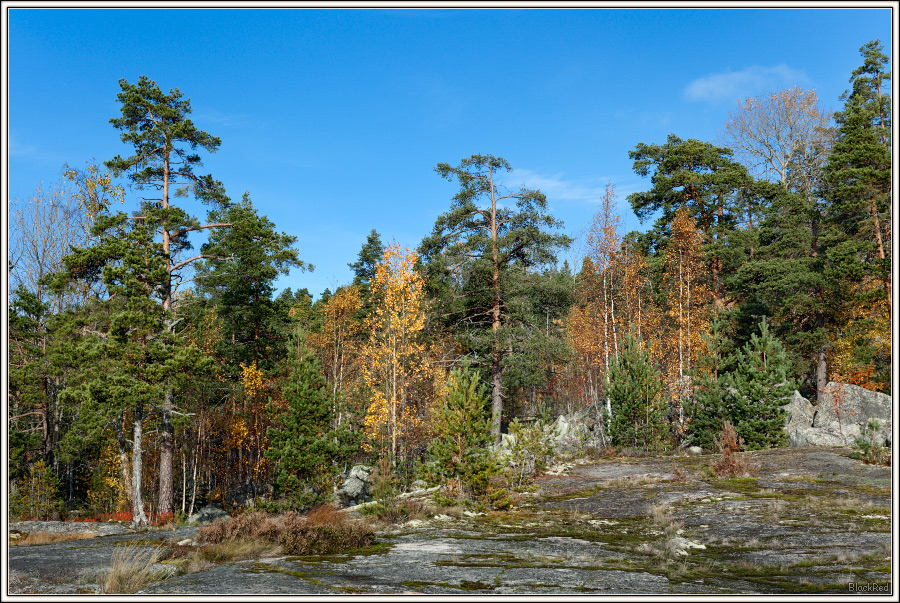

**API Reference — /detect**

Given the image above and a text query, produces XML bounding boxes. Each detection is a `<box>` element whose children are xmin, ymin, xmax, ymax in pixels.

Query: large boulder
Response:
<box><xmin>335</xmin><ymin>465</ymin><xmax>374</xmax><ymax>507</ymax></box>
<box><xmin>785</xmin><ymin>383</ymin><xmax>891</xmax><ymax>447</ymax></box>
<box><xmin>548</xmin><ymin>408</ymin><xmax>607</xmax><ymax>453</ymax></box>
<box><xmin>188</xmin><ymin>503</ymin><xmax>231</xmax><ymax>525</ymax></box>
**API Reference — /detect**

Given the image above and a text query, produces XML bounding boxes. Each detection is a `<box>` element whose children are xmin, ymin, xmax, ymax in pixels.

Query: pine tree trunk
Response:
<box><xmin>116</xmin><ymin>413</ymin><xmax>132</xmax><ymax>506</ymax></box>
<box><xmin>158</xmin><ymin>388</ymin><xmax>174</xmax><ymax>517</ymax></box>
<box><xmin>489</xmin><ymin>165</ymin><xmax>504</xmax><ymax>443</ymax></box>
<box><xmin>181</xmin><ymin>450</ymin><xmax>187</xmax><ymax>515</ymax></box>
<box><xmin>678</xmin><ymin>252</ymin><xmax>684</xmax><ymax>380</ymax></box>
<box><xmin>491</xmin><ymin>347</ymin><xmax>503</xmax><ymax>442</ymax></box>
<box><xmin>132</xmin><ymin>401</ymin><xmax>148</xmax><ymax>526</ymax></box>
<box><xmin>871</xmin><ymin>203</ymin><xmax>891</xmax><ymax>319</ymax></box>
<box><xmin>157</xmin><ymin>147</ymin><xmax>176</xmax><ymax>520</ymax></box>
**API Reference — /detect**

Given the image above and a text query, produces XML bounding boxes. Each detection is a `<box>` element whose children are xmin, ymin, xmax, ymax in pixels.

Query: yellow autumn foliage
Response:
<box><xmin>63</xmin><ymin>161</ymin><xmax>125</xmax><ymax>216</ymax></box>
<box><xmin>361</xmin><ymin>245</ymin><xmax>438</xmax><ymax>460</ymax></box>
<box><xmin>86</xmin><ymin>442</ymin><xmax>130</xmax><ymax>515</ymax></box>
<box><xmin>829</xmin><ymin>279</ymin><xmax>890</xmax><ymax>392</ymax></box>
<box><xmin>660</xmin><ymin>208</ymin><xmax>711</xmax><ymax>393</ymax></box>
<box><xmin>240</xmin><ymin>362</ymin><xmax>268</xmax><ymax>399</ymax></box>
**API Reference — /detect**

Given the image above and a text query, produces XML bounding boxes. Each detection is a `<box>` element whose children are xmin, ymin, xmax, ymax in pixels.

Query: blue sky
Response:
<box><xmin>6</xmin><ymin>7</ymin><xmax>894</xmax><ymax>300</ymax></box>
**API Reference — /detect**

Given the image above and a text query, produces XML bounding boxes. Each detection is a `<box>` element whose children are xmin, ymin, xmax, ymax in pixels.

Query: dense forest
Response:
<box><xmin>7</xmin><ymin>41</ymin><xmax>891</xmax><ymax>524</ymax></box>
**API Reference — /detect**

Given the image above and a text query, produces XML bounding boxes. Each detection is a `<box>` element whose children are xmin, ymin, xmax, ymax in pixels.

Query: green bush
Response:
<box><xmin>685</xmin><ymin>317</ymin><xmax>733</xmax><ymax>451</ymax></box>
<box><xmin>725</xmin><ymin>318</ymin><xmax>793</xmax><ymax>450</ymax></box>
<box><xmin>364</xmin><ymin>456</ymin><xmax>407</xmax><ymax>523</ymax></box>
<box><xmin>851</xmin><ymin>419</ymin><xmax>890</xmax><ymax>466</ymax></box>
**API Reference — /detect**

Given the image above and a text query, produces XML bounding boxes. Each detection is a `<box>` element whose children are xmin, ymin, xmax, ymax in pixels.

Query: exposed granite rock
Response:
<box><xmin>335</xmin><ymin>465</ymin><xmax>374</xmax><ymax>506</ymax></box>
<box><xmin>9</xmin><ymin>448</ymin><xmax>891</xmax><ymax>595</ymax></box>
<box><xmin>786</xmin><ymin>383</ymin><xmax>892</xmax><ymax>447</ymax></box>
<box><xmin>188</xmin><ymin>503</ymin><xmax>231</xmax><ymax>525</ymax></box>
<box><xmin>8</xmin><ymin>520</ymin><xmax>133</xmax><ymax>537</ymax></box>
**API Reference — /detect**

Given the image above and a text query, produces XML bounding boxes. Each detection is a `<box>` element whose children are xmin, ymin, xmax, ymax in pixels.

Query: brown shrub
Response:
<box><xmin>305</xmin><ymin>504</ymin><xmax>342</xmax><ymax>527</ymax></box>
<box><xmin>197</xmin><ymin>506</ymin><xmax>374</xmax><ymax>558</ymax></box>
<box><xmin>713</xmin><ymin>421</ymin><xmax>759</xmax><ymax>478</ymax></box>
<box><xmin>198</xmin><ymin>511</ymin><xmax>280</xmax><ymax>545</ymax></box>
<box><xmin>280</xmin><ymin>505</ymin><xmax>374</xmax><ymax>556</ymax></box>
<box><xmin>671</xmin><ymin>461</ymin><xmax>687</xmax><ymax>482</ymax></box>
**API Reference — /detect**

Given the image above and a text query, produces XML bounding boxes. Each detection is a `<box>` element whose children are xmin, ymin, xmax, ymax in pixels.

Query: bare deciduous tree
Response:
<box><xmin>720</xmin><ymin>87</ymin><xmax>833</xmax><ymax>195</ymax></box>
<box><xmin>9</xmin><ymin>163</ymin><xmax>121</xmax><ymax>312</ymax></box>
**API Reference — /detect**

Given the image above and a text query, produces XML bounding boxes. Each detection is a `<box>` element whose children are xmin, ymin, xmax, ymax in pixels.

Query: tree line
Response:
<box><xmin>8</xmin><ymin>41</ymin><xmax>891</xmax><ymax>522</ymax></box>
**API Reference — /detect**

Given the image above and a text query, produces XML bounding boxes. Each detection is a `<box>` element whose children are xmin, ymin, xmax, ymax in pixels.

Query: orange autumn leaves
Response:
<box><xmin>568</xmin><ymin>184</ymin><xmax>712</xmax><ymax>415</ymax></box>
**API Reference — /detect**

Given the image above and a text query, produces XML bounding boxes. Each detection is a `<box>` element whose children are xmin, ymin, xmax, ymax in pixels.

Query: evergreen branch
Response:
<box><xmin>171</xmin><ymin>223</ymin><xmax>232</xmax><ymax>239</ymax></box>
<box><xmin>8</xmin><ymin>411</ymin><xmax>45</xmax><ymax>421</ymax></box>
<box><xmin>169</xmin><ymin>254</ymin><xmax>234</xmax><ymax>273</ymax></box>
<box><xmin>80</xmin><ymin>327</ymin><xmax>109</xmax><ymax>340</ymax></box>
<box><xmin>499</xmin><ymin>241</ymin><xmax>528</xmax><ymax>267</ymax></box>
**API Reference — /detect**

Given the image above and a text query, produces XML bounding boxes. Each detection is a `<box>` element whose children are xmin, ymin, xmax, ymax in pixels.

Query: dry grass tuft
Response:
<box><xmin>646</xmin><ymin>503</ymin><xmax>687</xmax><ymax>559</ymax></box>
<box><xmin>102</xmin><ymin>543</ymin><xmax>170</xmax><ymax>594</ymax></box>
<box><xmin>196</xmin><ymin>505</ymin><xmax>374</xmax><ymax>559</ymax></box>
<box><xmin>9</xmin><ymin>531</ymin><xmax>98</xmax><ymax>546</ymax></box>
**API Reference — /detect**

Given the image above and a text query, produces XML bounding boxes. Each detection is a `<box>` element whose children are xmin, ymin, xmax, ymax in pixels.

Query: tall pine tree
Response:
<box><xmin>105</xmin><ymin>76</ymin><xmax>231</xmax><ymax>517</ymax></box>
<box><xmin>420</xmin><ymin>154</ymin><xmax>571</xmax><ymax>441</ymax></box>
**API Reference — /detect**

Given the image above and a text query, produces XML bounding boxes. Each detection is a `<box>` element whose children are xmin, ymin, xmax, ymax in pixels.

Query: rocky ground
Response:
<box><xmin>6</xmin><ymin>446</ymin><xmax>894</xmax><ymax>596</ymax></box>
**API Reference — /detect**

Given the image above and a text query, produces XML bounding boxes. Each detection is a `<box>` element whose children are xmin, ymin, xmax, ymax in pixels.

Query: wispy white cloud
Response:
<box><xmin>684</xmin><ymin>65</ymin><xmax>810</xmax><ymax>103</ymax></box>
<box><xmin>497</xmin><ymin>169</ymin><xmax>614</xmax><ymax>205</ymax></box>
<box><xmin>9</xmin><ymin>136</ymin><xmax>38</xmax><ymax>157</ymax></box>
<box><xmin>8</xmin><ymin>134</ymin><xmax>68</xmax><ymax>167</ymax></box>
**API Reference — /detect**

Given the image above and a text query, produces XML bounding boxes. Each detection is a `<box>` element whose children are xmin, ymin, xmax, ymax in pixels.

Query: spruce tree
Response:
<box><xmin>266</xmin><ymin>336</ymin><xmax>359</xmax><ymax>509</ymax></box>
<box><xmin>349</xmin><ymin>229</ymin><xmax>385</xmax><ymax>305</ymax></box>
<box><xmin>194</xmin><ymin>192</ymin><xmax>308</xmax><ymax>374</ymax></box>
<box><xmin>824</xmin><ymin>40</ymin><xmax>891</xmax><ymax>305</ymax></box>
<box><xmin>820</xmin><ymin>40</ymin><xmax>892</xmax><ymax>387</ymax></box>
<box><xmin>725</xmin><ymin>318</ymin><xmax>793</xmax><ymax>450</ymax></box>
<box><xmin>607</xmin><ymin>329</ymin><xmax>667</xmax><ymax>450</ymax></box>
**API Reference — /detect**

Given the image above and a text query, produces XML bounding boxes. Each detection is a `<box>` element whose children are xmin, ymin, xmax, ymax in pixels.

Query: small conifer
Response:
<box><xmin>725</xmin><ymin>318</ymin><xmax>794</xmax><ymax>449</ymax></box>
<box><xmin>608</xmin><ymin>329</ymin><xmax>668</xmax><ymax>450</ymax></box>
